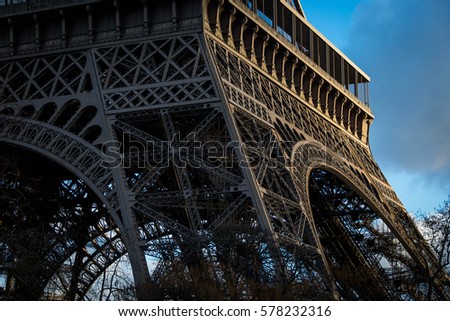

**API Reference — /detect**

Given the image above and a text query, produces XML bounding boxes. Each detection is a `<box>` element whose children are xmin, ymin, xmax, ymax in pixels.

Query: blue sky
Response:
<box><xmin>301</xmin><ymin>0</ymin><xmax>450</xmax><ymax>214</ymax></box>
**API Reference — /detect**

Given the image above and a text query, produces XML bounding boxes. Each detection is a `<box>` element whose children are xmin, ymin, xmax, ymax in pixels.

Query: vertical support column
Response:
<box><xmin>308</xmin><ymin>28</ymin><xmax>315</xmax><ymax>62</ymax></box>
<box><xmin>365</xmin><ymin>82</ymin><xmax>370</xmax><ymax>106</ymax></box>
<box><xmin>142</xmin><ymin>0</ymin><xmax>149</xmax><ymax>35</ymax></box>
<box><xmin>171</xmin><ymin>0</ymin><xmax>178</xmax><ymax>30</ymax></box>
<box><xmin>272</xmin><ymin>0</ymin><xmax>278</xmax><ymax>28</ymax></box>
<box><xmin>85</xmin><ymin>49</ymin><xmax>151</xmax><ymax>300</ymax></box>
<box><xmin>86</xmin><ymin>5</ymin><xmax>94</xmax><ymax>44</ymax></box>
<box><xmin>114</xmin><ymin>0</ymin><xmax>121</xmax><ymax>39</ymax></box>
<box><xmin>33</xmin><ymin>14</ymin><xmax>40</xmax><ymax>52</ymax></box>
<box><xmin>110</xmin><ymin>168</ymin><xmax>150</xmax><ymax>299</ymax></box>
<box><xmin>202</xmin><ymin>34</ymin><xmax>287</xmax><ymax>283</ymax></box>
<box><xmin>8</xmin><ymin>18</ymin><xmax>14</xmax><ymax>55</ymax></box>
<box><xmin>60</xmin><ymin>10</ymin><xmax>67</xmax><ymax>48</ymax></box>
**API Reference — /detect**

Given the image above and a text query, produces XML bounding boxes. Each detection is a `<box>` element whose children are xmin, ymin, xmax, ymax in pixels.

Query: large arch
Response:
<box><xmin>307</xmin><ymin>167</ymin><xmax>415</xmax><ymax>299</ymax></box>
<box><xmin>0</xmin><ymin>115</ymin><xmax>139</xmax><ymax>299</ymax></box>
<box><xmin>0</xmin><ymin>115</ymin><xmax>117</xmax><ymax>223</ymax></box>
<box><xmin>290</xmin><ymin>140</ymin><xmax>442</xmax><ymax>300</ymax></box>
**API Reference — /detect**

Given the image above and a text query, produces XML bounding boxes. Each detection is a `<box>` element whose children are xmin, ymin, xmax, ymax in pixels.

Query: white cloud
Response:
<box><xmin>344</xmin><ymin>0</ymin><xmax>450</xmax><ymax>210</ymax></box>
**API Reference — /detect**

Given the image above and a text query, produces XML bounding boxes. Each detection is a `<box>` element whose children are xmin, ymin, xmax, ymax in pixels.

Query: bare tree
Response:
<box><xmin>141</xmin><ymin>223</ymin><xmax>335</xmax><ymax>300</ymax></box>
<box><xmin>416</xmin><ymin>197</ymin><xmax>450</xmax><ymax>300</ymax></box>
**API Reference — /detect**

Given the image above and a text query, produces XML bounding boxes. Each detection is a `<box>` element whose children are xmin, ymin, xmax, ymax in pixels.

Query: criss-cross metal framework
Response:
<box><xmin>0</xmin><ymin>0</ymin><xmax>448</xmax><ymax>300</ymax></box>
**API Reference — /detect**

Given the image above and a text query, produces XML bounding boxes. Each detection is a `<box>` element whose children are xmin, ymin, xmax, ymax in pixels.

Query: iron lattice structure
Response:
<box><xmin>0</xmin><ymin>0</ymin><xmax>448</xmax><ymax>300</ymax></box>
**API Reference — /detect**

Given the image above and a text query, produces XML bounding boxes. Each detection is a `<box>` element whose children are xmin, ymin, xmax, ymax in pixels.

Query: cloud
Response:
<box><xmin>345</xmin><ymin>0</ymin><xmax>450</xmax><ymax>190</ymax></box>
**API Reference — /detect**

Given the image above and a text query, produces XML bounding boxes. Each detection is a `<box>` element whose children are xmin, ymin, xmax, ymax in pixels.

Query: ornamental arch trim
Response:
<box><xmin>291</xmin><ymin>140</ymin><xmax>392</xmax><ymax>235</ymax></box>
<box><xmin>0</xmin><ymin>114</ymin><xmax>122</xmax><ymax>230</ymax></box>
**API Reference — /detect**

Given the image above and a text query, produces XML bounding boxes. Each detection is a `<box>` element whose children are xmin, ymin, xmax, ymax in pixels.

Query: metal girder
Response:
<box><xmin>133</xmin><ymin>202</ymin><xmax>195</xmax><ymax>241</ymax></box>
<box><xmin>160</xmin><ymin>109</ymin><xmax>204</xmax><ymax>231</ymax></box>
<box><xmin>113</xmin><ymin>118</ymin><xmax>244</xmax><ymax>187</ymax></box>
<box><xmin>207</xmin><ymin>193</ymin><xmax>248</xmax><ymax>230</ymax></box>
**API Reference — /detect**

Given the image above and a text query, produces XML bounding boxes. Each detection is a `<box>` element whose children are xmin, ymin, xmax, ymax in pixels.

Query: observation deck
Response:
<box><xmin>206</xmin><ymin>0</ymin><xmax>373</xmax><ymax>143</ymax></box>
<box><xmin>0</xmin><ymin>0</ymin><xmax>373</xmax><ymax>143</ymax></box>
<box><xmin>239</xmin><ymin>0</ymin><xmax>370</xmax><ymax>107</ymax></box>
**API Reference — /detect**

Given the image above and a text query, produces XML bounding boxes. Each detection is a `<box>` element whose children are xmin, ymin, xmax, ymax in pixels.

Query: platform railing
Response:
<box><xmin>0</xmin><ymin>0</ymin><xmax>101</xmax><ymax>16</ymax></box>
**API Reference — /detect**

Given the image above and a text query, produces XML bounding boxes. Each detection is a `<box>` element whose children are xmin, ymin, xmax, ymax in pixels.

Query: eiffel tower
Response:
<box><xmin>0</xmin><ymin>0</ymin><xmax>448</xmax><ymax>300</ymax></box>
